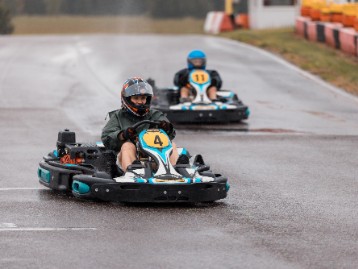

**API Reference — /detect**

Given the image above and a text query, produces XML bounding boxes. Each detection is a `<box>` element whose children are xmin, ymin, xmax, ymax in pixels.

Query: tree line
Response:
<box><xmin>0</xmin><ymin>3</ymin><xmax>13</xmax><ymax>34</ymax></box>
<box><xmin>0</xmin><ymin>0</ymin><xmax>224</xmax><ymax>18</ymax></box>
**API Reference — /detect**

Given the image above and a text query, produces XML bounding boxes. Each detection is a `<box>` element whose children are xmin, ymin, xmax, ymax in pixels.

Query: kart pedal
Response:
<box><xmin>197</xmin><ymin>165</ymin><xmax>210</xmax><ymax>172</ymax></box>
<box><xmin>127</xmin><ymin>160</ymin><xmax>145</xmax><ymax>171</ymax></box>
<box><xmin>193</xmin><ymin>154</ymin><xmax>205</xmax><ymax>165</ymax></box>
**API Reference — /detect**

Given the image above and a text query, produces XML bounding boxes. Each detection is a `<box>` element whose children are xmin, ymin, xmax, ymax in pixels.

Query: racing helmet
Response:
<box><xmin>121</xmin><ymin>77</ymin><xmax>153</xmax><ymax>117</ymax></box>
<box><xmin>187</xmin><ymin>50</ymin><xmax>206</xmax><ymax>70</ymax></box>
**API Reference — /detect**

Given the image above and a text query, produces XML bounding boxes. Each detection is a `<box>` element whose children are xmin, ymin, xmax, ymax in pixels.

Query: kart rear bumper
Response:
<box><xmin>161</xmin><ymin>107</ymin><xmax>249</xmax><ymax>123</ymax></box>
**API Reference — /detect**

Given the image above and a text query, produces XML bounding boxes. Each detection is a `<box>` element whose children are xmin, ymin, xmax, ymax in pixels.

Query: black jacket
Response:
<box><xmin>174</xmin><ymin>68</ymin><xmax>222</xmax><ymax>89</ymax></box>
<box><xmin>101</xmin><ymin>109</ymin><xmax>175</xmax><ymax>152</ymax></box>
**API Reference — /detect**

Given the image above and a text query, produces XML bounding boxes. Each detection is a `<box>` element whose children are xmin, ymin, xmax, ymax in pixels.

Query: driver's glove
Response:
<box><xmin>122</xmin><ymin>127</ymin><xmax>137</xmax><ymax>141</ymax></box>
<box><xmin>158</xmin><ymin>121</ymin><xmax>174</xmax><ymax>135</ymax></box>
<box><xmin>210</xmin><ymin>78</ymin><xmax>218</xmax><ymax>87</ymax></box>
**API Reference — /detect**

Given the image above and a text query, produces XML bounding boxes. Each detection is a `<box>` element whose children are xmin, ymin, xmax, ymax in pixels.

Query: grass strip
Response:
<box><xmin>221</xmin><ymin>28</ymin><xmax>358</xmax><ymax>96</ymax></box>
<box><xmin>12</xmin><ymin>16</ymin><xmax>204</xmax><ymax>35</ymax></box>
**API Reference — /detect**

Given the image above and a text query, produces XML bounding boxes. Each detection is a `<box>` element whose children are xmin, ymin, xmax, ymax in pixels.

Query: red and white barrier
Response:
<box><xmin>296</xmin><ymin>17</ymin><xmax>357</xmax><ymax>57</ymax></box>
<box><xmin>339</xmin><ymin>27</ymin><xmax>357</xmax><ymax>56</ymax></box>
<box><xmin>204</xmin><ymin>11</ymin><xmax>234</xmax><ymax>34</ymax></box>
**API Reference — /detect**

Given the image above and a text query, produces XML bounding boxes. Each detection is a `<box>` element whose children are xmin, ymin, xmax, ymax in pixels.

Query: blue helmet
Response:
<box><xmin>187</xmin><ymin>50</ymin><xmax>206</xmax><ymax>70</ymax></box>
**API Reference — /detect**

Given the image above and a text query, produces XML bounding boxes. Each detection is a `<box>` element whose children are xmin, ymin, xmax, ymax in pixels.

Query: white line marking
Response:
<box><xmin>0</xmin><ymin>223</ymin><xmax>17</xmax><ymax>228</ymax></box>
<box><xmin>0</xmin><ymin>227</ymin><xmax>97</xmax><ymax>232</ymax></box>
<box><xmin>0</xmin><ymin>187</ymin><xmax>44</xmax><ymax>191</ymax></box>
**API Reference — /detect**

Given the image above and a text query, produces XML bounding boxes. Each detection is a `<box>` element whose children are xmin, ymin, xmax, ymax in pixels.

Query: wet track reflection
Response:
<box><xmin>1</xmin><ymin>35</ymin><xmax>358</xmax><ymax>269</ymax></box>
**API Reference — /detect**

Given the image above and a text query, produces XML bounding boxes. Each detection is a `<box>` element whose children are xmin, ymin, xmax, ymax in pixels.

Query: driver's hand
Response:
<box><xmin>158</xmin><ymin>121</ymin><xmax>174</xmax><ymax>134</ymax></box>
<box><xmin>122</xmin><ymin>127</ymin><xmax>137</xmax><ymax>141</ymax></box>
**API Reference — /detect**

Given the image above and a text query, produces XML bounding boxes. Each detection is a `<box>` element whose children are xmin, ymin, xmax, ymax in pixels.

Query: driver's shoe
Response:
<box><xmin>176</xmin><ymin>155</ymin><xmax>190</xmax><ymax>165</ymax></box>
<box><xmin>179</xmin><ymin>97</ymin><xmax>191</xmax><ymax>103</ymax></box>
<box><xmin>113</xmin><ymin>172</ymin><xmax>136</xmax><ymax>183</ymax></box>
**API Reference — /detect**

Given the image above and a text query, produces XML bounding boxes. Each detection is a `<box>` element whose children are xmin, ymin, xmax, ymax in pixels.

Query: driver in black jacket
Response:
<box><xmin>174</xmin><ymin>50</ymin><xmax>222</xmax><ymax>103</ymax></box>
<box><xmin>101</xmin><ymin>77</ymin><xmax>180</xmax><ymax>172</ymax></box>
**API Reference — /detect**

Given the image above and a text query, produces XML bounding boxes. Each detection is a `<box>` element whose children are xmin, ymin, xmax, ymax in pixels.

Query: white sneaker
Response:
<box><xmin>114</xmin><ymin>172</ymin><xmax>136</xmax><ymax>183</ymax></box>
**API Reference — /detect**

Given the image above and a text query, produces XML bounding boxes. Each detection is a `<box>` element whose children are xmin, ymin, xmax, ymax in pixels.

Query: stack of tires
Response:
<box><xmin>296</xmin><ymin>1</ymin><xmax>358</xmax><ymax>58</ymax></box>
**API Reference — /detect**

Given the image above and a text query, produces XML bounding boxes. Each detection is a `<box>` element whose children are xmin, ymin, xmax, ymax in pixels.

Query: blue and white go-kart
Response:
<box><xmin>151</xmin><ymin>69</ymin><xmax>249</xmax><ymax>123</ymax></box>
<box><xmin>38</xmin><ymin>120</ymin><xmax>229</xmax><ymax>203</ymax></box>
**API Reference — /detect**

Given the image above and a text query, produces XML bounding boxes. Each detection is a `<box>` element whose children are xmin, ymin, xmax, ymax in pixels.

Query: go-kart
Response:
<box><xmin>150</xmin><ymin>69</ymin><xmax>250</xmax><ymax>123</ymax></box>
<box><xmin>38</xmin><ymin>120</ymin><xmax>229</xmax><ymax>203</ymax></box>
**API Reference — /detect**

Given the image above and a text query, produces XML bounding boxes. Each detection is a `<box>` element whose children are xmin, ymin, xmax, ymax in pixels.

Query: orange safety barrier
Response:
<box><xmin>330</xmin><ymin>3</ymin><xmax>344</xmax><ymax>23</ymax></box>
<box><xmin>339</xmin><ymin>28</ymin><xmax>357</xmax><ymax>56</ymax></box>
<box><xmin>220</xmin><ymin>13</ymin><xmax>235</xmax><ymax>32</ymax></box>
<box><xmin>320</xmin><ymin>13</ymin><xmax>331</xmax><ymax>22</ymax></box>
<box><xmin>342</xmin><ymin>3</ymin><xmax>358</xmax><ymax>27</ymax></box>
<box><xmin>354</xmin><ymin>17</ymin><xmax>358</xmax><ymax>32</ymax></box>
<box><xmin>235</xmin><ymin>14</ymin><xmax>249</xmax><ymax>29</ymax></box>
<box><xmin>342</xmin><ymin>15</ymin><xmax>355</xmax><ymax>27</ymax></box>
<box><xmin>301</xmin><ymin>6</ymin><xmax>311</xmax><ymax>17</ymax></box>
<box><xmin>331</xmin><ymin>13</ymin><xmax>343</xmax><ymax>23</ymax></box>
<box><xmin>310</xmin><ymin>8</ymin><xmax>321</xmax><ymax>21</ymax></box>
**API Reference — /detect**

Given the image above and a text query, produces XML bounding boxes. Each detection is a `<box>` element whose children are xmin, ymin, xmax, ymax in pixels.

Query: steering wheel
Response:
<box><xmin>131</xmin><ymin>120</ymin><xmax>162</xmax><ymax>131</ymax></box>
<box><xmin>125</xmin><ymin>120</ymin><xmax>163</xmax><ymax>143</ymax></box>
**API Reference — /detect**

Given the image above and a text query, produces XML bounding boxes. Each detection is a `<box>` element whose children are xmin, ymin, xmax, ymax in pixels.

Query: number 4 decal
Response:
<box><xmin>154</xmin><ymin>135</ymin><xmax>163</xmax><ymax>147</ymax></box>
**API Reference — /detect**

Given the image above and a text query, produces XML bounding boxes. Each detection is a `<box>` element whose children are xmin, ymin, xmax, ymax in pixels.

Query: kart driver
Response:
<box><xmin>174</xmin><ymin>50</ymin><xmax>222</xmax><ymax>103</ymax></box>
<box><xmin>101</xmin><ymin>77</ymin><xmax>181</xmax><ymax>172</ymax></box>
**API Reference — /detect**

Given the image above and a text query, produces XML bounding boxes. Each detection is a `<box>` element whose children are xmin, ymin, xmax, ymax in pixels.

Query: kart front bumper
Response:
<box><xmin>87</xmin><ymin>181</ymin><xmax>228</xmax><ymax>203</ymax></box>
<box><xmin>39</xmin><ymin>162</ymin><xmax>229</xmax><ymax>203</ymax></box>
<box><xmin>72</xmin><ymin>174</ymin><xmax>228</xmax><ymax>203</ymax></box>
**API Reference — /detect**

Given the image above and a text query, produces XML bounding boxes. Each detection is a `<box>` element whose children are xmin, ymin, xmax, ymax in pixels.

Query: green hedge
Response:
<box><xmin>0</xmin><ymin>5</ymin><xmax>13</xmax><ymax>34</ymax></box>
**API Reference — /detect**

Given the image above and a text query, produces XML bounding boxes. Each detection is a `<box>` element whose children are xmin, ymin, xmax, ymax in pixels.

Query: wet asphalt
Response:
<box><xmin>0</xmin><ymin>35</ymin><xmax>358</xmax><ymax>269</ymax></box>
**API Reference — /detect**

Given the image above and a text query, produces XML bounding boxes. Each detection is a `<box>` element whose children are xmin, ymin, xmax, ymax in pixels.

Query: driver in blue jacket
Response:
<box><xmin>174</xmin><ymin>50</ymin><xmax>222</xmax><ymax>103</ymax></box>
<box><xmin>101</xmin><ymin>77</ymin><xmax>181</xmax><ymax>172</ymax></box>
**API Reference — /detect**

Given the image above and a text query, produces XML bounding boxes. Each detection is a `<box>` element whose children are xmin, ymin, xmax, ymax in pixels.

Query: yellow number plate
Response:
<box><xmin>190</xmin><ymin>70</ymin><xmax>210</xmax><ymax>84</ymax></box>
<box><xmin>143</xmin><ymin>130</ymin><xmax>169</xmax><ymax>148</ymax></box>
<box><xmin>154</xmin><ymin>178</ymin><xmax>186</xmax><ymax>183</ymax></box>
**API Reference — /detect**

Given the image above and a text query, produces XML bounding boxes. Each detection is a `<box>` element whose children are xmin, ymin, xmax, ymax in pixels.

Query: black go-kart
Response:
<box><xmin>38</xmin><ymin>120</ymin><xmax>229</xmax><ymax>203</ymax></box>
<box><xmin>150</xmin><ymin>70</ymin><xmax>250</xmax><ymax>123</ymax></box>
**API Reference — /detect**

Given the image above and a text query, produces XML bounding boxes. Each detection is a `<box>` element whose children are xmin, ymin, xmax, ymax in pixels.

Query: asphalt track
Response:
<box><xmin>0</xmin><ymin>35</ymin><xmax>358</xmax><ymax>269</ymax></box>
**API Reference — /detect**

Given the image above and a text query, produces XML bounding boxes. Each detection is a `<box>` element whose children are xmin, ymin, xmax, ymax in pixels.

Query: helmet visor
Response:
<box><xmin>123</xmin><ymin>82</ymin><xmax>153</xmax><ymax>97</ymax></box>
<box><xmin>189</xmin><ymin>58</ymin><xmax>206</xmax><ymax>68</ymax></box>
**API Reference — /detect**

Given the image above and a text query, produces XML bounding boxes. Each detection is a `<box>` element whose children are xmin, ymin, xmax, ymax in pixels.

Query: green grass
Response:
<box><xmin>221</xmin><ymin>28</ymin><xmax>358</xmax><ymax>96</ymax></box>
<box><xmin>12</xmin><ymin>15</ymin><xmax>204</xmax><ymax>34</ymax></box>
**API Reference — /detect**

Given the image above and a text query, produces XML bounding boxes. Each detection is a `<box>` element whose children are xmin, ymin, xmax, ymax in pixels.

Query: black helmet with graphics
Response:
<box><xmin>121</xmin><ymin>77</ymin><xmax>153</xmax><ymax>117</ymax></box>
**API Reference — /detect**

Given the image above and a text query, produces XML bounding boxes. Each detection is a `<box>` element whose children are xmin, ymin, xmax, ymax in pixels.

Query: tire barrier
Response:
<box><xmin>307</xmin><ymin>20</ymin><xmax>318</xmax><ymax>42</ymax></box>
<box><xmin>339</xmin><ymin>28</ymin><xmax>357</xmax><ymax>56</ymax></box>
<box><xmin>324</xmin><ymin>23</ymin><xmax>343</xmax><ymax>49</ymax></box>
<box><xmin>298</xmin><ymin>1</ymin><xmax>358</xmax><ymax>57</ymax></box>
<box><xmin>296</xmin><ymin>17</ymin><xmax>357</xmax><ymax>57</ymax></box>
<box><xmin>295</xmin><ymin>16</ymin><xmax>310</xmax><ymax>39</ymax></box>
